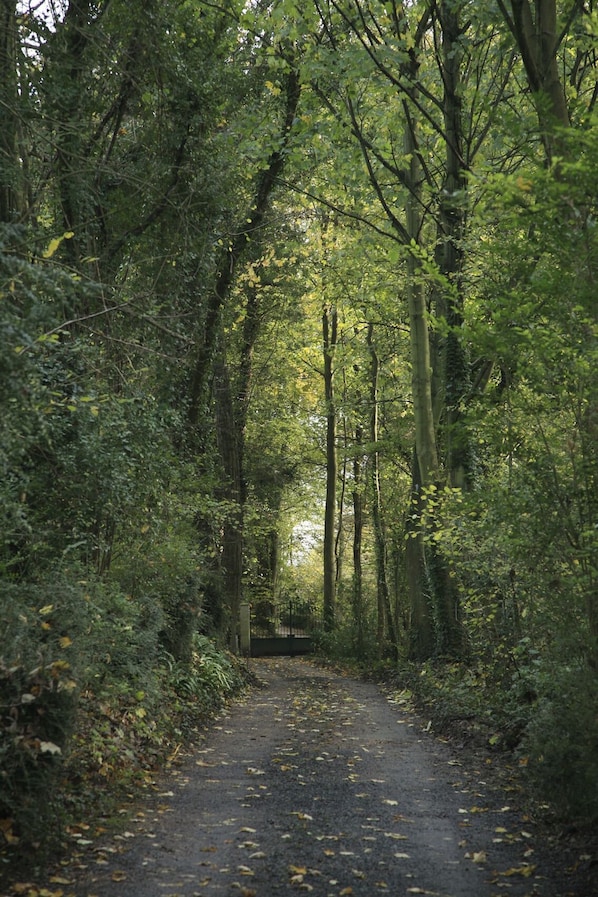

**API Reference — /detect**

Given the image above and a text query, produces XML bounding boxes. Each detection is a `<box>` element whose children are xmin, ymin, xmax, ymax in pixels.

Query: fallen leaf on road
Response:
<box><xmin>500</xmin><ymin>865</ymin><xmax>537</xmax><ymax>877</ymax></box>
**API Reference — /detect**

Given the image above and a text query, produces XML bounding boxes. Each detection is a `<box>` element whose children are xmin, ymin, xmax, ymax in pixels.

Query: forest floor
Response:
<box><xmin>2</xmin><ymin>657</ymin><xmax>597</xmax><ymax>897</ymax></box>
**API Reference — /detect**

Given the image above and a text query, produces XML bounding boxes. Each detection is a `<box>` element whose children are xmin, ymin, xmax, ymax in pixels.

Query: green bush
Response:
<box><xmin>111</xmin><ymin>540</ymin><xmax>202</xmax><ymax>664</ymax></box>
<box><xmin>0</xmin><ymin>577</ymin><xmax>90</xmax><ymax>842</ymax></box>
<box><xmin>0</xmin><ymin>572</ymin><xmax>165</xmax><ymax>844</ymax></box>
<box><xmin>168</xmin><ymin>634</ymin><xmax>245</xmax><ymax>713</ymax></box>
<box><xmin>522</xmin><ymin>664</ymin><xmax>598</xmax><ymax>823</ymax></box>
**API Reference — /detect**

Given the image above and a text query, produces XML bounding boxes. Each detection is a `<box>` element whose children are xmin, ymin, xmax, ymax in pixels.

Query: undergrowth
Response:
<box><xmin>375</xmin><ymin>649</ymin><xmax>598</xmax><ymax>826</ymax></box>
<box><xmin>0</xmin><ymin>581</ymin><xmax>248</xmax><ymax>885</ymax></box>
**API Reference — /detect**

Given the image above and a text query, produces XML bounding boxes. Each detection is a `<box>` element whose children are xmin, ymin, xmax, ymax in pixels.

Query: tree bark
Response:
<box><xmin>0</xmin><ymin>0</ymin><xmax>20</xmax><ymax>222</ymax></box>
<box><xmin>367</xmin><ymin>324</ymin><xmax>397</xmax><ymax>655</ymax></box>
<box><xmin>402</xmin><ymin>71</ymin><xmax>441</xmax><ymax>657</ymax></box>
<box><xmin>436</xmin><ymin>0</ymin><xmax>473</xmax><ymax>491</ymax></box>
<box><xmin>406</xmin><ymin>449</ymin><xmax>435</xmax><ymax>659</ymax></box>
<box><xmin>323</xmin><ymin>303</ymin><xmax>338</xmax><ymax>631</ymax></box>
<box><xmin>352</xmin><ymin>423</ymin><xmax>365</xmax><ymax>657</ymax></box>
<box><xmin>213</xmin><ymin>352</ymin><xmax>244</xmax><ymax>651</ymax></box>
<box><xmin>501</xmin><ymin>0</ymin><xmax>570</xmax><ymax>159</ymax></box>
<box><xmin>404</xmin><ymin>104</ymin><xmax>439</xmax><ymax>488</ymax></box>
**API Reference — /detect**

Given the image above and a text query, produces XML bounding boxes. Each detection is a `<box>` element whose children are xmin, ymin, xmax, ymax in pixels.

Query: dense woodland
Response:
<box><xmin>1</xmin><ymin>0</ymin><xmax>597</xmax><ymax>853</ymax></box>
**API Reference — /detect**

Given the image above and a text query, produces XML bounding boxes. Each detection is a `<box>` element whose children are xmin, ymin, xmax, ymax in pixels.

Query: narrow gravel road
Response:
<box><xmin>61</xmin><ymin>658</ymin><xmax>583</xmax><ymax>897</ymax></box>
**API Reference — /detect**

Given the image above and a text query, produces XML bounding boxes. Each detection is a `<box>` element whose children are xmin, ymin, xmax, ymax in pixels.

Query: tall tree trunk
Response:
<box><xmin>323</xmin><ymin>303</ymin><xmax>338</xmax><ymax>631</ymax></box>
<box><xmin>352</xmin><ymin>423</ymin><xmax>365</xmax><ymax>657</ymax></box>
<box><xmin>437</xmin><ymin>0</ymin><xmax>473</xmax><ymax>491</ymax></box>
<box><xmin>0</xmin><ymin>0</ymin><xmax>20</xmax><ymax>222</ymax></box>
<box><xmin>52</xmin><ymin>0</ymin><xmax>95</xmax><ymax>266</ymax></box>
<box><xmin>499</xmin><ymin>0</ymin><xmax>570</xmax><ymax>159</ymax></box>
<box><xmin>212</xmin><ymin>277</ymin><xmax>263</xmax><ymax>650</ymax></box>
<box><xmin>367</xmin><ymin>324</ymin><xmax>397</xmax><ymax>655</ymax></box>
<box><xmin>213</xmin><ymin>353</ymin><xmax>244</xmax><ymax>651</ymax></box>
<box><xmin>403</xmin><ymin>76</ymin><xmax>440</xmax><ymax>658</ymax></box>
<box><xmin>424</xmin><ymin>0</ymin><xmax>470</xmax><ymax>657</ymax></box>
<box><xmin>406</xmin><ymin>449</ymin><xmax>435</xmax><ymax>659</ymax></box>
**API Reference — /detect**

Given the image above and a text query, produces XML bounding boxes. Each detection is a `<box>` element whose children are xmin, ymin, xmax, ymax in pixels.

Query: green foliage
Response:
<box><xmin>0</xmin><ymin>572</ymin><xmax>165</xmax><ymax>844</ymax></box>
<box><xmin>167</xmin><ymin>634</ymin><xmax>244</xmax><ymax>711</ymax></box>
<box><xmin>0</xmin><ymin>577</ymin><xmax>89</xmax><ymax>843</ymax></box>
<box><xmin>522</xmin><ymin>664</ymin><xmax>598</xmax><ymax>823</ymax></box>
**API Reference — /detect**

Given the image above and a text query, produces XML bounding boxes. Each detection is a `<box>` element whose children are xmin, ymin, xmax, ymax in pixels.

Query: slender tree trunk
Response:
<box><xmin>406</xmin><ymin>449</ymin><xmax>435</xmax><ymax>659</ymax></box>
<box><xmin>403</xmin><ymin>80</ymin><xmax>440</xmax><ymax>658</ymax></box>
<box><xmin>52</xmin><ymin>0</ymin><xmax>95</xmax><ymax>266</ymax></box>
<box><xmin>0</xmin><ymin>0</ymin><xmax>20</xmax><ymax>222</ymax></box>
<box><xmin>437</xmin><ymin>0</ymin><xmax>473</xmax><ymax>491</ymax></box>
<box><xmin>323</xmin><ymin>303</ymin><xmax>338</xmax><ymax>631</ymax></box>
<box><xmin>423</xmin><ymin>0</ymin><xmax>470</xmax><ymax>658</ymax></box>
<box><xmin>404</xmin><ymin>116</ymin><xmax>439</xmax><ymax>486</ymax></box>
<box><xmin>352</xmin><ymin>423</ymin><xmax>365</xmax><ymax>657</ymax></box>
<box><xmin>212</xmin><ymin>353</ymin><xmax>243</xmax><ymax>650</ymax></box>
<box><xmin>367</xmin><ymin>324</ymin><xmax>397</xmax><ymax>655</ymax></box>
<box><xmin>508</xmin><ymin>0</ymin><xmax>570</xmax><ymax>132</ymax></box>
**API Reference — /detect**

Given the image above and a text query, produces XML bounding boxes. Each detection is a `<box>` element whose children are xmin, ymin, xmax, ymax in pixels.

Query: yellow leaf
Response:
<box><xmin>289</xmin><ymin>865</ymin><xmax>307</xmax><ymax>875</ymax></box>
<box><xmin>59</xmin><ymin>636</ymin><xmax>72</xmax><ymax>648</ymax></box>
<box><xmin>39</xmin><ymin>605</ymin><xmax>54</xmax><ymax>615</ymax></box>
<box><xmin>42</xmin><ymin>232</ymin><xmax>74</xmax><ymax>259</ymax></box>
<box><xmin>500</xmin><ymin>865</ymin><xmax>537</xmax><ymax>877</ymax></box>
<box><xmin>111</xmin><ymin>871</ymin><xmax>127</xmax><ymax>882</ymax></box>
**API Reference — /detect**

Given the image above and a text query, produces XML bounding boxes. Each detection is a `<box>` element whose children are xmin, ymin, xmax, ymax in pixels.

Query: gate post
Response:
<box><xmin>240</xmin><ymin>603</ymin><xmax>251</xmax><ymax>655</ymax></box>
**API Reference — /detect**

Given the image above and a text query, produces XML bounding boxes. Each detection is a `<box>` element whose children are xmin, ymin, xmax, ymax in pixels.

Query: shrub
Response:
<box><xmin>0</xmin><ymin>577</ymin><xmax>90</xmax><ymax>844</ymax></box>
<box><xmin>0</xmin><ymin>571</ymin><xmax>165</xmax><ymax>846</ymax></box>
<box><xmin>522</xmin><ymin>664</ymin><xmax>598</xmax><ymax>823</ymax></box>
<box><xmin>168</xmin><ymin>634</ymin><xmax>244</xmax><ymax>712</ymax></box>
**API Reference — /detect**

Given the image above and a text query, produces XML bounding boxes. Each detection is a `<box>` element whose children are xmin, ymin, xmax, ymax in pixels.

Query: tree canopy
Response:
<box><xmin>1</xmin><ymin>0</ymin><xmax>597</xmax><ymax>837</ymax></box>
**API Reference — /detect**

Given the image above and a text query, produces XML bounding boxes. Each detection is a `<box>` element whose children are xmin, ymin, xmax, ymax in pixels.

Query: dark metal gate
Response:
<box><xmin>248</xmin><ymin>600</ymin><xmax>322</xmax><ymax>657</ymax></box>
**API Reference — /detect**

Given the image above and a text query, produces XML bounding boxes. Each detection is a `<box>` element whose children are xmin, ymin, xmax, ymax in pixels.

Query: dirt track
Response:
<box><xmin>44</xmin><ymin>658</ymin><xmax>588</xmax><ymax>897</ymax></box>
